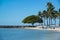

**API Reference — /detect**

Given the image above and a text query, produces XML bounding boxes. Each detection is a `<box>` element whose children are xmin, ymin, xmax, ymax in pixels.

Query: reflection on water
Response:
<box><xmin>0</xmin><ymin>28</ymin><xmax>60</xmax><ymax>40</ymax></box>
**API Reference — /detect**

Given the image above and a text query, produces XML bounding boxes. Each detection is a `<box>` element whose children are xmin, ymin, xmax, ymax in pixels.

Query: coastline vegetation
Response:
<box><xmin>22</xmin><ymin>15</ymin><xmax>43</xmax><ymax>26</ymax></box>
<box><xmin>22</xmin><ymin>2</ymin><xmax>60</xmax><ymax>28</ymax></box>
<box><xmin>0</xmin><ymin>2</ymin><xmax>60</xmax><ymax>28</ymax></box>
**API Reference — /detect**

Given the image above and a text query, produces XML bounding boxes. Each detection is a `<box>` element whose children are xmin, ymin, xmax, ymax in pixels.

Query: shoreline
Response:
<box><xmin>24</xmin><ymin>27</ymin><xmax>60</xmax><ymax>32</ymax></box>
<box><xmin>0</xmin><ymin>26</ymin><xmax>60</xmax><ymax>32</ymax></box>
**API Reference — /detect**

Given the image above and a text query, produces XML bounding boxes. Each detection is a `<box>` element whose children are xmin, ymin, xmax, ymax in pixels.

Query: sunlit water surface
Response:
<box><xmin>0</xmin><ymin>28</ymin><xmax>60</xmax><ymax>40</ymax></box>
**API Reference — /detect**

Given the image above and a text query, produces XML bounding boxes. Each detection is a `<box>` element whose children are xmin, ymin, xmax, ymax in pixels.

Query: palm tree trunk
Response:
<box><xmin>59</xmin><ymin>17</ymin><xmax>60</xmax><ymax>26</ymax></box>
<box><xmin>44</xmin><ymin>17</ymin><xmax>45</xmax><ymax>26</ymax></box>
<box><xmin>55</xmin><ymin>19</ymin><xmax>56</xmax><ymax>27</ymax></box>
<box><xmin>49</xmin><ymin>17</ymin><xmax>50</xmax><ymax>28</ymax></box>
<box><xmin>41</xmin><ymin>17</ymin><xmax>43</xmax><ymax>27</ymax></box>
<box><xmin>47</xmin><ymin>18</ymin><xmax>48</xmax><ymax>26</ymax></box>
<box><xmin>51</xmin><ymin>18</ymin><xmax>52</xmax><ymax>25</ymax></box>
<box><xmin>32</xmin><ymin>23</ymin><xmax>34</xmax><ymax>26</ymax></box>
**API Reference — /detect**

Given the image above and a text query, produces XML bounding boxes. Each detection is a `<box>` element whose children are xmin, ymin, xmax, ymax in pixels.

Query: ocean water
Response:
<box><xmin>0</xmin><ymin>28</ymin><xmax>60</xmax><ymax>40</ymax></box>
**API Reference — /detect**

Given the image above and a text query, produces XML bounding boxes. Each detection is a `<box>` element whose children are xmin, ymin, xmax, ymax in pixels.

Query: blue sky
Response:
<box><xmin>0</xmin><ymin>0</ymin><xmax>60</xmax><ymax>25</ymax></box>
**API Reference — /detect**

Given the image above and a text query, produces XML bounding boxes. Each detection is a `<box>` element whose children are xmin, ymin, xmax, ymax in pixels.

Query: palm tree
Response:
<box><xmin>42</xmin><ymin>10</ymin><xmax>45</xmax><ymax>26</ymax></box>
<box><xmin>38</xmin><ymin>11</ymin><xmax>43</xmax><ymax>26</ymax></box>
<box><xmin>38</xmin><ymin>11</ymin><xmax>42</xmax><ymax>18</ymax></box>
<box><xmin>47</xmin><ymin>2</ymin><xmax>55</xmax><ymax>27</ymax></box>
<box><xmin>53</xmin><ymin>10</ymin><xmax>58</xmax><ymax>26</ymax></box>
<box><xmin>43</xmin><ymin>10</ymin><xmax>48</xmax><ymax>26</ymax></box>
<box><xmin>58</xmin><ymin>9</ymin><xmax>60</xmax><ymax>26</ymax></box>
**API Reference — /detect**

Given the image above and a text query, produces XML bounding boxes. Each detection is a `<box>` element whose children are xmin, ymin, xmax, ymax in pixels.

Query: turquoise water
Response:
<box><xmin>0</xmin><ymin>28</ymin><xmax>60</xmax><ymax>40</ymax></box>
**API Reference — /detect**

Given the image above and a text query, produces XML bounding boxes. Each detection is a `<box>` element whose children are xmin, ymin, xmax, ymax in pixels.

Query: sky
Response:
<box><xmin>0</xmin><ymin>0</ymin><xmax>60</xmax><ymax>26</ymax></box>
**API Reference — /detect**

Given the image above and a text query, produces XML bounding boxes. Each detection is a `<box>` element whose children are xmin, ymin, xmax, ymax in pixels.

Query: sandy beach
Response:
<box><xmin>25</xmin><ymin>27</ymin><xmax>60</xmax><ymax>32</ymax></box>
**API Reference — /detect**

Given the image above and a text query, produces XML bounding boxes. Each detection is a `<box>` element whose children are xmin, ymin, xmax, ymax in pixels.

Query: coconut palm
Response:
<box><xmin>47</xmin><ymin>2</ymin><xmax>55</xmax><ymax>27</ymax></box>
<box><xmin>43</xmin><ymin>10</ymin><xmax>48</xmax><ymax>26</ymax></box>
<box><xmin>43</xmin><ymin>10</ymin><xmax>46</xmax><ymax>26</ymax></box>
<box><xmin>38</xmin><ymin>11</ymin><xmax>43</xmax><ymax>26</ymax></box>
<box><xmin>58</xmin><ymin>9</ymin><xmax>60</xmax><ymax>26</ymax></box>
<box><xmin>38</xmin><ymin>11</ymin><xmax>42</xmax><ymax>18</ymax></box>
<box><xmin>53</xmin><ymin>10</ymin><xmax>58</xmax><ymax>26</ymax></box>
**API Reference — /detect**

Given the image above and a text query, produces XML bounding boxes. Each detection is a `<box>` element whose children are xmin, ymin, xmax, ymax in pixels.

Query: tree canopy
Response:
<box><xmin>22</xmin><ymin>2</ymin><xmax>60</xmax><ymax>27</ymax></box>
<box><xmin>22</xmin><ymin>15</ymin><xmax>43</xmax><ymax>26</ymax></box>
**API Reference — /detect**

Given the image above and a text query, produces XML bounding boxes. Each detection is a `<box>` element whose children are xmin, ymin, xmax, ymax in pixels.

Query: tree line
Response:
<box><xmin>22</xmin><ymin>2</ymin><xmax>60</xmax><ymax>27</ymax></box>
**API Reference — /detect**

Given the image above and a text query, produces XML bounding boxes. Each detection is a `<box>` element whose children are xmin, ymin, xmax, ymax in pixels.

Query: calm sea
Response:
<box><xmin>0</xmin><ymin>28</ymin><xmax>60</xmax><ymax>40</ymax></box>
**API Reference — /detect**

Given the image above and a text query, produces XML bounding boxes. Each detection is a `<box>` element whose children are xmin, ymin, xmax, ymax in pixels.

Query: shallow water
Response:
<box><xmin>0</xmin><ymin>28</ymin><xmax>60</xmax><ymax>40</ymax></box>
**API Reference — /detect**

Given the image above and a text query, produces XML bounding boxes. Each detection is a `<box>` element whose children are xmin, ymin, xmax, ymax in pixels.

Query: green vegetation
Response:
<box><xmin>59</xmin><ymin>9</ymin><xmax>60</xmax><ymax>26</ymax></box>
<box><xmin>22</xmin><ymin>2</ymin><xmax>60</xmax><ymax>27</ymax></box>
<box><xmin>22</xmin><ymin>15</ymin><xmax>43</xmax><ymax>26</ymax></box>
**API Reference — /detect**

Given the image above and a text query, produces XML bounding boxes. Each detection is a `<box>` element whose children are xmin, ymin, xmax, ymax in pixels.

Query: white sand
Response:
<box><xmin>25</xmin><ymin>27</ymin><xmax>60</xmax><ymax>32</ymax></box>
